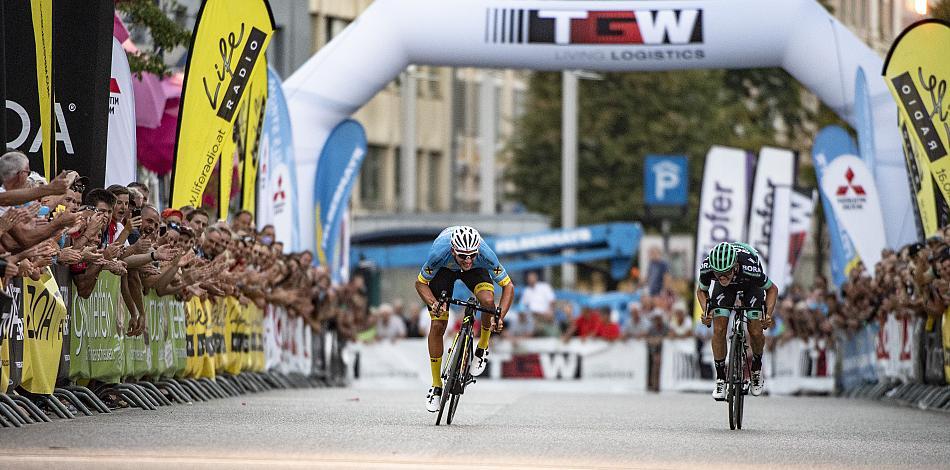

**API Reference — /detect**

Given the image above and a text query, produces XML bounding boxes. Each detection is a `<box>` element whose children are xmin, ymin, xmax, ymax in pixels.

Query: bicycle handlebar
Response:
<box><xmin>436</xmin><ymin>290</ymin><xmax>501</xmax><ymax>316</ymax></box>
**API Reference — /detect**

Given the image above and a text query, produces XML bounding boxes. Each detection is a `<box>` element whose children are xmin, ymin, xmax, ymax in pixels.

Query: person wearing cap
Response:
<box><xmin>162</xmin><ymin>208</ymin><xmax>184</xmax><ymax>225</ymax></box>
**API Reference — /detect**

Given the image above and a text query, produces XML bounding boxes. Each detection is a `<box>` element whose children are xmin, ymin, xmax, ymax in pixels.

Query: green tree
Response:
<box><xmin>507</xmin><ymin>69</ymin><xmax>841</xmax><ymax>231</ymax></box>
<box><xmin>117</xmin><ymin>0</ymin><xmax>192</xmax><ymax>77</ymax></box>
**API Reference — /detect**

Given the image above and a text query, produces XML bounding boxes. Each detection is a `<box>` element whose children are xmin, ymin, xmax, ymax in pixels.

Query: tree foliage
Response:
<box><xmin>932</xmin><ymin>0</ymin><xmax>950</xmax><ymax>22</ymax></box>
<box><xmin>507</xmin><ymin>69</ymin><xmax>843</xmax><ymax>231</ymax></box>
<box><xmin>116</xmin><ymin>0</ymin><xmax>192</xmax><ymax>77</ymax></box>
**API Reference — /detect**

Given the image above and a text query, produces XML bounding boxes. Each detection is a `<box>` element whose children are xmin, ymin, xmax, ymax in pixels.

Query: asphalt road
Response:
<box><xmin>0</xmin><ymin>385</ymin><xmax>947</xmax><ymax>469</ymax></box>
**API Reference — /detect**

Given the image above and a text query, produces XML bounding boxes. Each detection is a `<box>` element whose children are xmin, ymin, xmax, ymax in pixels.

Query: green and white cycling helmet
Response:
<box><xmin>709</xmin><ymin>242</ymin><xmax>738</xmax><ymax>273</ymax></box>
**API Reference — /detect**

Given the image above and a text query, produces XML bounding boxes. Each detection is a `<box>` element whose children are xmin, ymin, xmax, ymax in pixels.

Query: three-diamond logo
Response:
<box><xmin>835</xmin><ymin>168</ymin><xmax>866</xmax><ymax>196</ymax></box>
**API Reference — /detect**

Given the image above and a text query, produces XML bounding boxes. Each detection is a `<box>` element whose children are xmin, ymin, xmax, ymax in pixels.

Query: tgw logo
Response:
<box><xmin>485</xmin><ymin>8</ymin><xmax>703</xmax><ymax>45</ymax></box>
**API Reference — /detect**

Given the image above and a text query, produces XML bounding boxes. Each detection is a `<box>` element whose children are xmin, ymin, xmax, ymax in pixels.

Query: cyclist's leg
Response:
<box><xmin>460</xmin><ymin>269</ymin><xmax>495</xmax><ymax>350</ymax></box>
<box><xmin>427</xmin><ymin>269</ymin><xmax>456</xmax><ymax>387</ymax></box>
<box><xmin>709</xmin><ymin>284</ymin><xmax>738</xmax><ymax>381</ymax></box>
<box><xmin>742</xmin><ymin>289</ymin><xmax>766</xmax><ymax>372</ymax></box>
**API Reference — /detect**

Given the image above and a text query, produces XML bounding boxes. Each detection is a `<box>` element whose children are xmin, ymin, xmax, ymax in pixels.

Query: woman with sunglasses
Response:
<box><xmin>414</xmin><ymin>225</ymin><xmax>515</xmax><ymax>413</ymax></box>
<box><xmin>695</xmin><ymin>241</ymin><xmax>778</xmax><ymax>400</ymax></box>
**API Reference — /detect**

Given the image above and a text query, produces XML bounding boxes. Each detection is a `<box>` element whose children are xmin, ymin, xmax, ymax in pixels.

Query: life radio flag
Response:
<box><xmin>170</xmin><ymin>0</ymin><xmax>275</xmax><ymax>210</ymax></box>
<box><xmin>883</xmin><ymin>19</ymin><xmax>950</xmax><ymax>239</ymax></box>
<box><xmin>106</xmin><ymin>37</ymin><xmax>137</xmax><ymax>188</ymax></box>
<box><xmin>820</xmin><ymin>155</ymin><xmax>887</xmax><ymax>277</ymax></box>
<box><xmin>257</xmin><ymin>67</ymin><xmax>299</xmax><ymax>252</ymax></box>
<box><xmin>693</xmin><ymin>146</ymin><xmax>750</xmax><ymax>320</ymax></box>
<box><xmin>4</xmin><ymin>0</ymin><xmax>54</xmax><ymax>179</ymax></box>
<box><xmin>241</xmin><ymin>61</ymin><xmax>268</xmax><ymax>214</ymax></box>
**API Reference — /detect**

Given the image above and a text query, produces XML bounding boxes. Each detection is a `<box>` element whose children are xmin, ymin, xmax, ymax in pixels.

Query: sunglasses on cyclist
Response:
<box><xmin>455</xmin><ymin>251</ymin><xmax>478</xmax><ymax>261</ymax></box>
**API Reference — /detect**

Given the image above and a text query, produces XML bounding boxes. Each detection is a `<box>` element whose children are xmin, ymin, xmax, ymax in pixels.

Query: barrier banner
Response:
<box><xmin>875</xmin><ymin>312</ymin><xmax>920</xmax><ymax>383</ymax></box>
<box><xmin>71</xmin><ymin>272</ymin><xmax>124</xmax><ymax>384</ymax></box>
<box><xmin>883</xmin><ymin>19</ymin><xmax>950</xmax><ymax>238</ymax></box>
<box><xmin>770</xmin><ymin>337</ymin><xmax>835</xmax><ymax>395</ymax></box>
<box><xmin>659</xmin><ymin>338</ymin><xmax>710</xmax><ymax>393</ymax></box>
<box><xmin>20</xmin><ymin>269</ymin><xmax>67</xmax><ymax>394</ymax></box>
<box><xmin>225</xmin><ymin>297</ymin><xmax>244</xmax><ymax>375</ymax></box>
<box><xmin>124</xmin><ymin>304</ymin><xmax>149</xmax><ymax>380</ymax></box>
<box><xmin>3</xmin><ymin>0</ymin><xmax>53</xmax><ymax>178</ymax></box>
<box><xmin>812</xmin><ymin>126</ymin><xmax>861</xmax><ymax>288</ymax></box>
<box><xmin>257</xmin><ymin>67</ymin><xmax>300</xmax><ymax>251</ymax></box>
<box><xmin>145</xmin><ymin>291</ymin><xmax>184</xmax><ymax>379</ymax></box>
<box><xmin>263</xmin><ymin>304</ymin><xmax>281</xmax><ymax>370</ymax></box>
<box><xmin>54</xmin><ymin>264</ymin><xmax>72</xmax><ymax>384</ymax></box>
<box><xmin>246</xmin><ymin>302</ymin><xmax>265</xmax><ymax>372</ymax></box>
<box><xmin>211</xmin><ymin>298</ymin><xmax>231</xmax><ymax>375</ymax></box>
<box><xmin>923</xmin><ymin>313</ymin><xmax>946</xmax><ymax>385</ymax></box>
<box><xmin>186</xmin><ymin>297</ymin><xmax>215</xmax><ymax>379</ymax></box>
<box><xmin>693</xmin><ymin>146</ymin><xmax>750</xmax><ymax>319</ymax></box>
<box><xmin>52</xmin><ymin>0</ymin><xmax>114</xmax><ymax>186</ymax></box>
<box><xmin>346</xmin><ymin>339</ymin><xmax>648</xmax><ymax>392</ymax></box>
<box><xmin>0</xmin><ymin>280</ymin><xmax>25</xmax><ymax>393</ymax></box>
<box><xmin>170</xmin><ymin>0</ymin><xmax>275</xmax><ymax>209</ymax></box>
<box><xmin>169</xmin><ymin>296</ymin><xmax>188</xmax><ymax>378</ymax></box>
<box><xmin>839</xmin><ymin>324</ymin><xmax>879</xmax><ymax>391</ymax></box>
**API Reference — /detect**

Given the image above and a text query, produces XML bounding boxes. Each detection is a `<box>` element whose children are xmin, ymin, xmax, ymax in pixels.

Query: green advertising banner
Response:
<box><xmin>71</xmin><ymin>272</ymin><xmax>124</xmax><ymax>384</ymax></box>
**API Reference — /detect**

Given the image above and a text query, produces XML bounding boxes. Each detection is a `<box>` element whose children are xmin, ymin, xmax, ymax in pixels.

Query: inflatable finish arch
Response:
<box><xmin>284</xmin><ymin>0</ymin><xmax>913</xmax><ymax>253</ymax></box>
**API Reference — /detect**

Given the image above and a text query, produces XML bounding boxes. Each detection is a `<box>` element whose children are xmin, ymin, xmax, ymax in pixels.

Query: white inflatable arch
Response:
<box><xmin>284</xmin><ymin>0</ymin><xmax>912</xmax><ymax>252</ymax></box>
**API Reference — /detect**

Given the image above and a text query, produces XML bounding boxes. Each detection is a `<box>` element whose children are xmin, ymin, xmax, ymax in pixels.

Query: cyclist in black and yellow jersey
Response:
<box><xmin>695</xmin><ymin>241</ymin><xmax>778</xmax><ymax>400</ymax></box>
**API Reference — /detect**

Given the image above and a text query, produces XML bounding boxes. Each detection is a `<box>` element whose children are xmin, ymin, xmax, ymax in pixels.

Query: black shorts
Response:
<box><xmin>427</xmin><ymin>267</ymin><xmax>494</xmax><ymax>320</ymax></box>
<box><xmin>708</xmin><ymin>284</ymin><xmax>765</xmax><ymax>320</ymax></box>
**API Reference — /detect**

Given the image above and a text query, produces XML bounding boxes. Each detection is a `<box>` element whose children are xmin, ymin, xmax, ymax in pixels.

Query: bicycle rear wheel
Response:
<box><xmin>436</xmin><ymin>333</ymin><xmax>465</xmax><ymax>426</ymax></box>
<box><xmin>446</xmin><ymin>335</ymin><xmax>471</xmax><ymax>425</ymax></box>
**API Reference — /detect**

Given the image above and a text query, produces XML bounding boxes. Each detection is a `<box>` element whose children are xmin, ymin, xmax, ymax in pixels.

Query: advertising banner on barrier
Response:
<box><xmin>54</xmin><ymin>265</ymin><xmax>72</xmax><ymax>384</ymax></box>
<box><xmin>186</xmin><ymin>297</ymin><xmax>215</xmax><ymax>379</ymax></box>
<box><xmin>839</xmin><ymin>324</ymin><xmax>879</xmax><ymax>391</ymax></box>
<box><xmin>106</xmin><ymin>37</ymin><xmax>138</xmax><ymax>188</ymax></box>
<box><xmin>170</xmin><ymin>0</ymin><xmax>275</xmax><ymax>209</ymax></box>
<box><xmin>71</xmin><ymin>272</ymin><xmax>124</xmax><ymax>384</ymax></box>
<box><xmin>770</xmin><ymin>337</ymin><xmax>835</xmax><ymax>395</ymax></box>
<box><xmin>0</xmin><ymin>280</ymin><xmax>24</xmax><ymax>393</ymax></box>
<box><xmin>345</xmin><ymin>339</ymin><xmax>648</xmax><ymax>392</ymax></box>
<box><xmin>923</xmin><ymin>314</ymin><xmax>946</xmax><ymax>385</ymax></box>
<box><xmin>52</xmin><ymin>0</ymin><xmax>114</xmax><ymax>187</ymax></box>
<box><xmin>3</xmin><ymin>0</ymin><xmax>54</xmax><ymax>179</ymax></box>
<box><xmin>314</xmin><ymin>119</ymin><xmax>368</xmax><ymax>280</ymax></box>
<box><xmin>694</xmin><ymin>146</ymin><xmax>750</xmax><ymax>318</ymax></box>
<box><xmin>263</xmin><ymin>305</ymin><xmax>281</xmax><ymax>370</ymax></box>
<box><xmin>820</xmin><ymin>155</ymin><xmax>887</xmax><ymax>276</ymax></box>
<box><xmin>883</xmin><ymin>19</ymin><xmax>950</xmax><ymax>239</ymax></box>
<box><xmin>812</xmin><ymin>126</ymin><xmax>861</xmax><ymax>287</ymax></box>
<box><xmin>943</xmin><ymin>307</ymin><xmax>950</xmax><ymax>384</ymax></box>
<box><xmin>876</xmin><ymin>312</ymin><xmax>920</xmax><ymax>383</ymax></box>
<box><xmin>747</xmin><ymin>147</ymin><xmax>795</xmax><ymax>287</ymax></box>
<box><xmin>257</xmin><ymin>67</ymin><xmax>300</xmax><ymax>252</ymax></box>
<box><xmin>19</xmin><ymin>269</ymin><xmax>67</xmax><ymax>395</ymax></box>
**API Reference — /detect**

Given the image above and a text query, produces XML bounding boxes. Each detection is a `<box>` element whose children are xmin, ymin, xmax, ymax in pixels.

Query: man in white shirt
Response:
<box><xmin>519</xmin><ymin>271</ymin><xmax>557</xmax><ymax>337</ymax></box>
<box><xmin>375</xmin><ymin>303</ymin><xmax>406</xmax><ymax>342</ymax></box>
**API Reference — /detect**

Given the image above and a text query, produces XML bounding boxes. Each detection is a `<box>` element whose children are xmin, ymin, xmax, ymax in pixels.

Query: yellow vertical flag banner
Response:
<box><xmin>883</xmin><ymin>19</ymin><xmax>950</xmax><ymax>237</ymax></box>
<box><xmin>20</xmin><ymin>269</ymin><xmax>67</xmax><ymax>395</ymax></box>
<box><xmin>242</xmin><ymin>62</ymin><xmax>268</xmax><ymax>214</ymax></box>
<box><xmin>170</xmin><ymin>0</ymin><xmax>275</xmax><ymax>210</ymax></box>
<box><xmin>943</xmin><ymin>306</ymin><xmax>950</xmax><ymax>384</ymax></box>
<box><xmin>30</xmin><ymin>0</ymin><xmax>54</xmax><ymax>180</ymax></box>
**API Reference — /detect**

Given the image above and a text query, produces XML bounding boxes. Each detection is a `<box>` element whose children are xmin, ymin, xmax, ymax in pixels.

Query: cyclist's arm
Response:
<box><xmin>498</xmin><ymin>281</ymin><xmax>515</xmax><ymax>318</ymax></box>
<box><xmin>414</xmin><ymin>278</ymin><xmax>439</xmax><ymax>311</ymax></box>
<box><xmin>764</xmin><ymin>282</ymin><xmax>778</xmax><ymax>319</ymax></box>
<box><xmin>695</xmin><ymin>286</ymin><xmax>710</xmax><ymax>315</ymax></box>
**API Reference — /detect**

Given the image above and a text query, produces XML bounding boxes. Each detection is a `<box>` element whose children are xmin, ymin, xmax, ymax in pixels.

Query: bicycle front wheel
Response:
<box><xmin>727</xmin><ymin>336</ymin><xmax>741</xmax><ymax>430</ymax></box>
<box><xmin>436</xmin><ymin>333</ymin><xmax>465</xmax><ymax>426</ymax></box>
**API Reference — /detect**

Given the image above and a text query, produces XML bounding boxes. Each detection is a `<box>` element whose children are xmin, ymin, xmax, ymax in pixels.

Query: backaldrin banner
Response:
<box><xmin>171</xmin><ymin>0</ymin><xmax>275</xmax><ymax>210</ymax></box>
<box><xmin>746</xmin><ymin>147</ymin><xmax>795</xmax><ymax>290</ymax></box>
<box><xmin>3</xmin><ymin>0</ymin><xmax>53</xmax><ymax>180</ymax></box>
<box><xmin>693</xmin><ymin>146</ymin><xmax>749</xmax><ymax>320</ymax></box>
<box><xmin>812</xmin><ymin>126</ymin><xmax>861</xmax><ymax>288</ymax></box>
<box><xmin>883</xmin><ymin>19</ymin><xmax>950</xmax><ymax>239</ymax></box>
<box><xmin>106</xmin><ymin>36</ymin><xmax>137</xmax><ymax>188</ymax></box>
<box><xmin>257</xmin><ymin>67</ymin><xmax>299</xmax><ymax>251</ymax></box>
<box><xmin>314</xmin><ymin>119</ymin><xmax>367</xmax><ymax>279</ymax></box>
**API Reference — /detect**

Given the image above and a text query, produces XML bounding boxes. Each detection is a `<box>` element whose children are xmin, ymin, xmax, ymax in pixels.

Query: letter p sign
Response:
<box><xmin>645</xmin><ymin>155</ymin><xmax>688</xmax><ymax>207</ymax></box>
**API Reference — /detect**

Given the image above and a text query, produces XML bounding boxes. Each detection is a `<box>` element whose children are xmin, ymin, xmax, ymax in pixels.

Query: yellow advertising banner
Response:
<box><xmin>883</xmin><ymin>19</ymin><xmax>950</xmax><ymax>237</ymax></box>
<box><xmin>20</xmin><ymin>269</ymin><xmax>67</xmax><ymax>395</ymax></box>
<box><xmin>241</xmin><ymin>62</ymin><xmax>268</xmax><ymax>214</ymax></box>
<box><xmin>170</xmin><ymin>0</ymin><xmax>275</xmax><ymax>209</ymax></box>
<box><xmin>31</xmin><ymin>0</ymin><xmax>54</xmax><ymax>179</ymax></box>
<box><xmin>944</xmin><ymin>306</ymin><xmax>950</xmax><ymax>384</ymax></box>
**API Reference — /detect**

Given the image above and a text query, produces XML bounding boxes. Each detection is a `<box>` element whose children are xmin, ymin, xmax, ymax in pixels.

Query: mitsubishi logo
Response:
<box><xmin>109</xmin><ymin>78</ymin><xmax>121</xmax><ymax>93</ymax></box>
<box><xmin>835</xmin><ymin>168</ymin><xmax>866</xmax><ymax>196</ymax></box>
<box><xmin>273</xmin><ymin>175</ymin><xmax>286</xmax><ymax>201</ymax></box>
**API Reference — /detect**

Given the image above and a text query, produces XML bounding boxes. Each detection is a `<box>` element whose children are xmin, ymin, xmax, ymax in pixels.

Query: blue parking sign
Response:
<box><xmin>644</xmin><ymin>155</ymin><xmax>688</xmax><ymax>207</ymax></box>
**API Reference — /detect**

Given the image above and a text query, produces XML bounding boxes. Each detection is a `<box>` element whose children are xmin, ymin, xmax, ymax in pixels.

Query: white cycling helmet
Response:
<box><xmin>451</xmin><ymin>226</ymin><xmax>482</xmax><ymax>253</ymax></box>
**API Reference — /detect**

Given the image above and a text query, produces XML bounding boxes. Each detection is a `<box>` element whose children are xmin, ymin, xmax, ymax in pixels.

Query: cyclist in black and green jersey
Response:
<box><xmin>695</xmin><ymin>242</ymin><xmax>778</xmax><ymax>400</ymax></box>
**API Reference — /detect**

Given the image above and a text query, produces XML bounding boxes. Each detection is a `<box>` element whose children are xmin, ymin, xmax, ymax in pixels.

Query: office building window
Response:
<box><xmin>359</xmin><ymin>145</ymin><xmax>385</xmax><ymax>211</ymax></box>
<box><xmin>428</xmin><ymin>152</ymin><xmax>442</xmax><ymax>210</ymax></box>
<box><xmin>325</xmin><ymin>16</ymin><xmax>351</xmax><ymax>45</ymax></box>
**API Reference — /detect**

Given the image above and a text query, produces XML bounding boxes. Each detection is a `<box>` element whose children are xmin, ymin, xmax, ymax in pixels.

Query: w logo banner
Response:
<box><xmin>485</xmin><ymin>8</ymin><xmax>703</xmax><ymax>45</ymax></box>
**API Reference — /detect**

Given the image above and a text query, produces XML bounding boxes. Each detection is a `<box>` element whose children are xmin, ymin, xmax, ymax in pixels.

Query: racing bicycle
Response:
<box><xmin>433</xmin><ymin>291</ymin><xmax>500</xmax><ymax>426</ymax></box>
<box><xmin>707</xmin><ymin>303</ymin><xmax>762</xmax><ymax>430</ymax></box>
